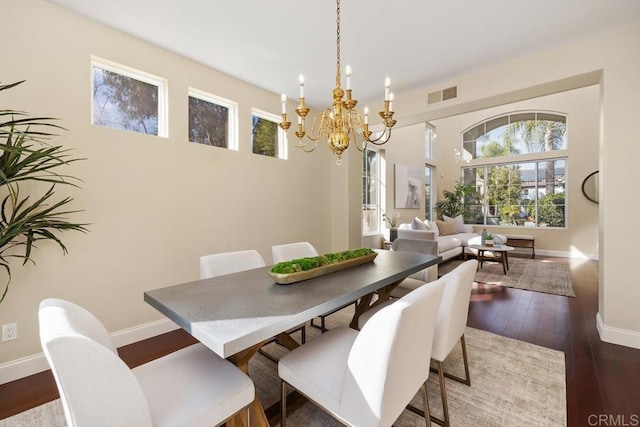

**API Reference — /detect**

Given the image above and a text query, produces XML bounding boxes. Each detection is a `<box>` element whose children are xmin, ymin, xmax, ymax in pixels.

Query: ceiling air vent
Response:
<box><xmin>427</xmin><ymin>85</ymin><xmax>458</xmax><ymax>105</ymax></box>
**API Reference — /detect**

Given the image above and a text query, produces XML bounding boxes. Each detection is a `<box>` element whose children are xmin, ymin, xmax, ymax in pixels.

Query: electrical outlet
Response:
<box><xmin>2</xmin><ymin>323</ymin><xmax>17</xmax><ymax>342</ymax></box>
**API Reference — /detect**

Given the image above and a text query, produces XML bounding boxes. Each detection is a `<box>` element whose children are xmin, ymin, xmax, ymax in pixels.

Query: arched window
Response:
<box><xmin>460</xmin><ymin>111</ymin><xmax>567</xmax><ymax>228</ymax></box>
<box><xmin>462</xmin><ymin>112</ymin><xmax>566</xmax><ymax>160</ymax></box>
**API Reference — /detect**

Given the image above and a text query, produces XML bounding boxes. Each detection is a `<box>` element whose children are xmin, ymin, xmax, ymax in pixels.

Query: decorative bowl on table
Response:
<box><xmin>269</xmin><ymin>248</ymin><xmax>377</xmax><ymax>285</ymax></box>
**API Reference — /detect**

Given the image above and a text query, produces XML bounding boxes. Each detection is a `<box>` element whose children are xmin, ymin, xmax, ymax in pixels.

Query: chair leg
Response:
<box><xmin>281</xmin><ymin>380</ymin><xmax>288</xmax><ymax>427</ymax></box>
<box><xmin>420</xmin><ymin>383</ymin><xmax>431</xmax><ymax>427</ymax></box>
<box><xmin>441</xmin><ymin>335</ymin><xmax>471</xmax><ymax>386</ymax></box>
<box><xmin>428</xmin><ymin>360</ymin><xmax>450</xmax><ymax>427</ymax></box>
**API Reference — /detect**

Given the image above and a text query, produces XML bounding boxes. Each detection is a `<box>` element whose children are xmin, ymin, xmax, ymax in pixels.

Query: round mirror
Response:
<box><xmin>581</xmin><ymin>171</ymin><xmax>599</xmax><ymax>204</ymax></box>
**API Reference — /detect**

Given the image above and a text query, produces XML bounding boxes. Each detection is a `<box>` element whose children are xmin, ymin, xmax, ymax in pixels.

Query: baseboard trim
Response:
<box><xmin>0</xmin><ymin>318</ymin><xmax>179</xmax><ymax>385</ymax></box>
<box><xmin>596</xmin><ymin>312</ymin><xmax>640</xmax><ymax>349</ymax></box>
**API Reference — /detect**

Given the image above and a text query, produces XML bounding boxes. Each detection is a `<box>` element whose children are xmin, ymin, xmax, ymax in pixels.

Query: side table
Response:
<box><xmin>467</xmin><ymin>244</ymin><xmax>515</xmax><ymax>274</ymax></box>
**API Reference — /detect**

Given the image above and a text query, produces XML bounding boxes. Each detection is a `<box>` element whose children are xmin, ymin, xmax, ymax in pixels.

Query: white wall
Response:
<box><xmin>0</xmin><ymin>0</ymin><xmax>333</xmax><ymax>368</ymax></box>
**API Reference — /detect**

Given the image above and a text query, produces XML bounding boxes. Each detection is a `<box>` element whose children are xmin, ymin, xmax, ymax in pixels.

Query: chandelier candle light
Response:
<box><xmin>279</xmin><ymin>0</ymin><xmax>397</xmax><ymax>165</ymax></box>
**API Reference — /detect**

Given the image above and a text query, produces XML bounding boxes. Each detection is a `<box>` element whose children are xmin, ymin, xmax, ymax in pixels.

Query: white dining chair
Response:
<box><xmin>358</xmin><ymin>259</ymin><xmax>478</xmax><ymax>426</ymax></box>
<box><xmin>388</xmin><ymin>238</ymin><xmax>439</xmax><ymax>299</ymax></box>
<box><xmin>39</xmin><ymin>298</ymin><xmax>254</xmax><ymax>427</ymax></box>
<box><xmin>428</xmin><ymin>259</ymin><xmax>477</xmax><ymax>426</ymax></box>
<box><xmin>200</xmin><ymin>249</ymin><xmax>305</xmax><ymax>360</ymax></box>
<box><xmin>200</xmin><ymin>249</ymin><xmax>266</xmax><ymax>279</ymax></box>
<box><xmin>278</xmin><ymin>278</ymin><xmax>446</xmax><ymax>427</ymax></box>
<box><xmin>272</xmin><ymin>241</ymin><xmax>352</xmax><ymax>333</ymax></box>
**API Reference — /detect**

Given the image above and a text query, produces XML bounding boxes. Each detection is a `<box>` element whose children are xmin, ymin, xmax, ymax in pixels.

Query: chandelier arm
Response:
<box><xmin>304</xmin><ymin>111</ymin><xmax>330</xmax><ymax>142</ymax></box>
<box><xmin>290</xmin><ymin>138</ymin><xmax>314</xmax><ymax>149</ymax></box>
<box><xmin>366</xmin><ymin>129</ymin><xmax>392</xmax><ymax>145</ymax></box>
<box><xmin>300</xmin><ymin>141</ymin><xmax>318</xmax><ymax>152</ymax></box>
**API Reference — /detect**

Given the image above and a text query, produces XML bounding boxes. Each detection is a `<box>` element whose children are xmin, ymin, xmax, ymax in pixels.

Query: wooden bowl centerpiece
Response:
<box><xmin>269</xmin><ymin>248</ymin><xmax>377</xmax><ymax>285</ymax></box>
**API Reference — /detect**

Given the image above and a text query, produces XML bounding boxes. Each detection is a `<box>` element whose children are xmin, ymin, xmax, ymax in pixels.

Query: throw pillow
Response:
<box><xmin>425</xmin><ymin>220</ymin><xmax>439</xmax><ymax>237</ymax></box>
<box><xmin>411</xmin><ymin>217</ymin><xmax>428</xmax><ymax>230</ymax></box>
<box><xmin>443</xmin><ymin>214</ymin><xmax>465</xmax><ymax>233</ymax></box>
<box><xmin>436</xmin><ymin>219</ymin><xmax>457</xmax><ymax>236</ymax></box>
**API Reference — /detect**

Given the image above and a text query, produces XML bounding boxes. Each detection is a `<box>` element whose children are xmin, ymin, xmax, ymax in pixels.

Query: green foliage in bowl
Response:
<box><xmin>271</xmin><ymin>248</ymin><xmax>375</xmax><ymax>275</ymax></box>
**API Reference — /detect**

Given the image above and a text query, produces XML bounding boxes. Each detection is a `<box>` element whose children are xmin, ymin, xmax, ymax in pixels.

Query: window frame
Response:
<box><xmin>188</xmin><ymin>88</ymin><xmax>238</xmax><ymax>150</ymax></box>
<box><xmin>462</xmin><ymin>110</ymin><xmax>567</xmax><ymax>162</ymax></box>
<box><xmin>91</xmin><ymin>56</ymin><xmax>168</xmax><ymax>137</ymax></box>
<box><xmin>250</xmin><ymin>108</ymin><xmax>287</xmax><ymax>159</ymax></box>
<box><xmin>362</xmin><ymin>148</ymin><xmax>384</xmax><ymax>236</ymax></box>
<box><xmin>459</xmin><ymin>111</ymin><xmax>568</xmax><ymax>229</ymax></box>
<box><xmin>424</xmin><ymin>124</ymin><xmax>436</xmax><ymax>221</ymax></box>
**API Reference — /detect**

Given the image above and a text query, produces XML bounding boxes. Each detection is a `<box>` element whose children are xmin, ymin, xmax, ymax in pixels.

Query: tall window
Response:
<box><xmin>363</xmin><ymin>149</ymin><xmax>382</xmax><ymax>235</ymax></box>
<box><xmin>251</xmin><ymin>109</ymin><xmax>286</xmax><ymax>158</ymax></box>
<box><xmin>188</xmin><ymin>89</ymin><xmax>237</xmax><ymax>149</ymax></box>
<box><xmin>425</xmin><ymin>125</ymin><xmax>436</xmax><ymax>221</ymax></box>
<box><xmin>92</xmin><ymin>57</ymin><xmax>167</xmax><ymax>136</ymax></box>
<box><xmin>425</xmin><ymin>166</ymin><xmax>433</xmax><ymax>221</ymax></box>
<box><xmin>460</xmin><ymin>112</ymin><xmax>567</xmax><ymax>228</ymax></box>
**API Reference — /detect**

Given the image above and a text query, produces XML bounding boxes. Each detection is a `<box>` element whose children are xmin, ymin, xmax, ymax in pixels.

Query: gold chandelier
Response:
<box><xmin>279</xmin><ymin>0</ymin><xmax>396</xmax><ymax>165</ymax></box>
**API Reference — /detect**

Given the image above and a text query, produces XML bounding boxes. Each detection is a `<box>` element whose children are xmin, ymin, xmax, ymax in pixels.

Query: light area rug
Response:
<box><xmin>1</xmin><ymin>307</ymin><xmax>566</xmax><ymax>427</ymax></box>
<box><xmin>439</xmin><ymin>256</ymin><xmax>575</xmax><ymax>297</ymax></box>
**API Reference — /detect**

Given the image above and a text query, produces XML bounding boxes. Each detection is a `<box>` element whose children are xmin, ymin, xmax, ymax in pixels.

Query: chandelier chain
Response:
<box><xmin>336</xmin><ymin>0</ymin><xmax>341</xmax><ymax>87</ymax></box>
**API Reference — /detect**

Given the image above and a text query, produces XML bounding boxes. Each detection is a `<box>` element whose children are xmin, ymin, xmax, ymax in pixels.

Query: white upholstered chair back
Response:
<box><xmin>39</xmin><ymin>299</ymin><xmax>153</xmax><ymax>427</ymax></box>
<box><xmin>272</xmin><ymin>242</ymin><xmax>318</xmax><ymax>264</ymax></box>
<box><xmin>200</xmin><ymin>249</ymin><xmax>266</xmax><ymax>279</ymax></box>
<box><xmin>392</xmin><ymin>238</ymin><xmax>439</xmax><ymax>282</ymax></box>
<box><xmin>431</xmin><ymin>260</ymin><xmax>478</xmax><ymax>361</ymax></box>
<box><xmin>340</xmin><ymin>278</ymin><xmax>446</xmax><ymax>426</ymax></box>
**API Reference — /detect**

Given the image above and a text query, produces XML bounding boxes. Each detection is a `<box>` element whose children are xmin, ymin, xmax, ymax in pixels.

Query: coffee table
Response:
<box><xmin>468</xmin><ymin>244</ymin><xmax>515</xmax><ymax>274</ymax></box>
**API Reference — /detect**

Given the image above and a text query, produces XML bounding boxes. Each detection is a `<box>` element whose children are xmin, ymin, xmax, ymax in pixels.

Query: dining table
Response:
<box><xmin>144</xmin><ymin>249</ymin><xmax>441</xmax><ymax>426</ymax></box>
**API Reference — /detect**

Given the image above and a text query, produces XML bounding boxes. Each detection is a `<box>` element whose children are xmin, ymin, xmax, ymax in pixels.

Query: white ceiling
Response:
<box><xmin>47</xmin><ymin>0</ymin><xmax>640</xmax><ymax>109</ymax></box>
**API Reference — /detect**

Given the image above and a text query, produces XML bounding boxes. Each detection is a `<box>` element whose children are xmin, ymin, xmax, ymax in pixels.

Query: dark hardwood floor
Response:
<box><xmin>1</xmin><ymin>255</ymin><xmax>639</xmax><ymax>426</ymax></box>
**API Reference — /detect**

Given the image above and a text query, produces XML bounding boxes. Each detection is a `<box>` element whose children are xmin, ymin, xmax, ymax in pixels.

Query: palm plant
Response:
<box><xmin>511</xmin><ymin>119</ymin><xmax>566</xmax><ymax>194</ymax></box>
<box><xmin>435</xmin><ymin>178</ymin><xmax>475</xmax><ymax>220</ymax></box>
<box><xmin>0</xmin><ymin>81</ymin><xmax>87</xmax><ymax>303</ymax></box>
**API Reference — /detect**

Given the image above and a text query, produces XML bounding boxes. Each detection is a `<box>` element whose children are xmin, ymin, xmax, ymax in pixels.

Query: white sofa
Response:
<box><xmin>397</xmin><ymin>217</ymin><xmax>505</xmax><ymax>262</ymax></box>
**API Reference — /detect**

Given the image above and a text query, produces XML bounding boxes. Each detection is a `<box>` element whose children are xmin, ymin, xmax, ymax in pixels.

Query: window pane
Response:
<box><xmin>485</xmin><ymin>116</ymin><xmax>509</xmax><ymax>134</ymax></box>
<box><xmin>188</xmin><ymin>96</ymin><xmax>229</xmax><ymax>147</ymax></box>
<box><xmin>537</xmin><ymin>112</ymin><xmax>566</xmax><ymax>123</ymax></box>
<box><xmin>425</xmin><ymin>127</ymin><xmax>434</xmax><ymax>159</ymax></box>
<box><xmin>362</xmin><ymin>149</ymin><xmax>381</xmax><ymax>235</ymax></box>
<box><xmin>536</xmin><ymin>159</ymin><xmax>566</xmax><ymax>227</ymax></box>
<box><xmin>93</xmin><ymin>66</ymin><xmax>159</xmax><ymax>135</ymax></box>
<box><xmin>509</xmin><ymin>112</ymin><xmax>536</xmax><ymax>124</ymax></box>
<box><xmin>252</xmin><ymin>115</ymin><xmax>278</xmax><ymax>157</ymax></box>
<box><xmin>463</xmin><ymin>112</ymin><xmax>567</xmax><ymax>159</ymax></box>
<box><xmin>464</xmin><ymin>159</ymin><xmax>566</xmax><ymax>228</ymax></box>
<box><xmin>424</xmin><ymin>166</ymin><xmax>432</xmax><ymax>220</ymax></box>
<box><xmin>463</xmin><ymin>124</ymin><xmax>484</xmax><ymax>142</ymax></box>
<box><xmin>462</xmin><ymin>167</ymin><xmax>484</xmax><ymax>224</ymax></box>
<box><xmin>362</xmin><ymin>177</ymin><xmax>378</xmax><ymax>205</ymax></box>
<box><xmin>362</xmin><ymin>206</ymin><xmax>380</xmax><ymax>235</ymax></box>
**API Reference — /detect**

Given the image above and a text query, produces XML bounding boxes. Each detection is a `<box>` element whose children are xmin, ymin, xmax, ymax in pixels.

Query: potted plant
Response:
<box><xmin>485</xmin><ymin>233</ymin><xmax>494</xmax><ymax>247</ymax></box>
<box><xmin>0</xmin><ymin>81</ymin><xmax>87</xmax><ymax>303</ymax></box>
<box><xmin>435</xmin><ymin>178</ymin><xmax>474</xmax><ymax>220</ymax></box>
<box><xmin>384</xmin><ymin>211</ymin><xmax>400</xmax><ymax>242</ymax></box>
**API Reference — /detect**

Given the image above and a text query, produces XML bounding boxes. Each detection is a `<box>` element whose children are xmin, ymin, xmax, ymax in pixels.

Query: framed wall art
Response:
<box><xmin>394</xmin><ymin>164</ymin><xmax>422</xmax><ymax>208</ymax></box>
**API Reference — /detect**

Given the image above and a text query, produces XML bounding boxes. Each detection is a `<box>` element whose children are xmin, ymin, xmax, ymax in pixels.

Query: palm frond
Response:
<box><xmin>0</xmin><ymin>80</ymin><xmax>88</xmax><ymax>303</ymax></box>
